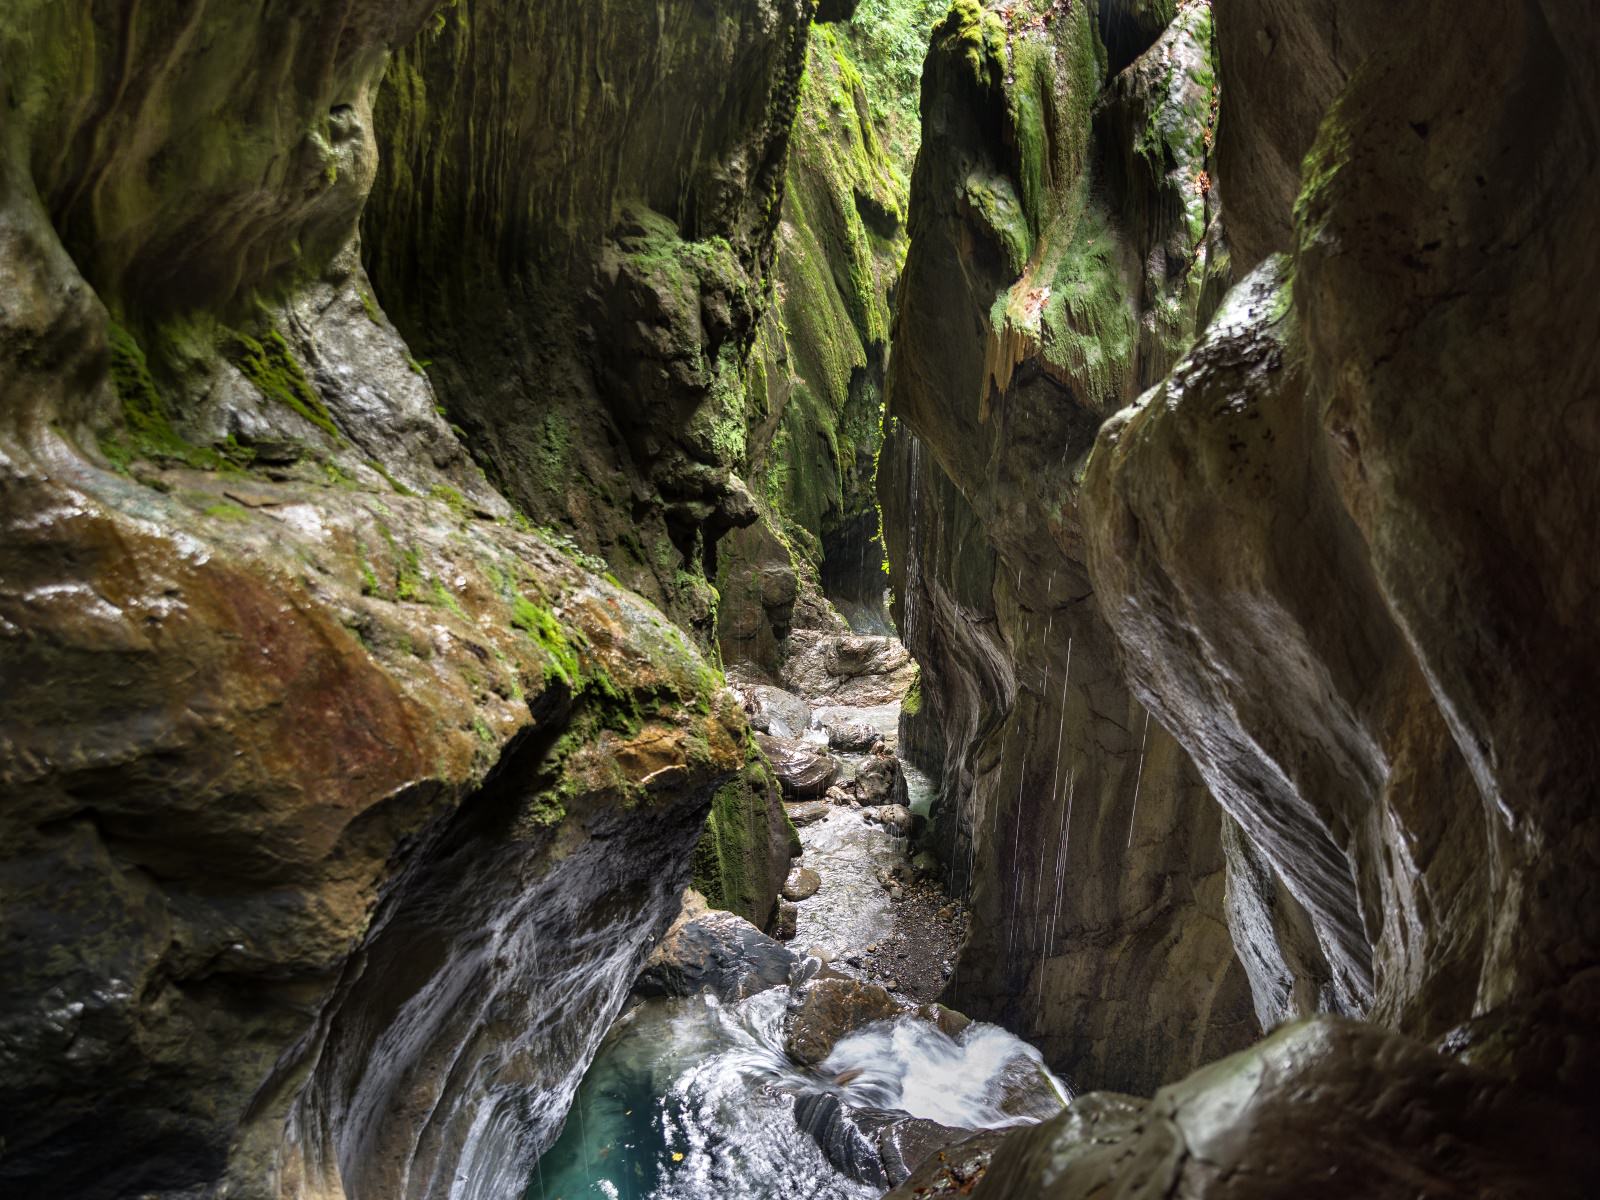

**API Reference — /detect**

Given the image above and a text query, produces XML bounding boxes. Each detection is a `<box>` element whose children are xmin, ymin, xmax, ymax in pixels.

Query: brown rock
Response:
<box><xmin>784</xmin><ymin>977</ymin><xmax>903</xmax><ymax>1065</ymax></box>
<box><xmin>772</xmin><ymin>900</ymin><xmax>799</xmax><ymax>942</ymax></box>
<box><xmin>782</xmin><ymin>865</ymin><xmax>822</xmax><ymax>901</ymax></box>
<box><xmin>785</xmin><ymin>800</ymin><xmax>832</xmax><ymax>827</ymax></box>
<box><xmin>754</xmin><ymin>731</ymin><xmax>839</xmax><ymax>798</ymax></box>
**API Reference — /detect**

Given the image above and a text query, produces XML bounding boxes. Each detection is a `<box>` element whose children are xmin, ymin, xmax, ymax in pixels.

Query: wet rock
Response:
<box><xmin>865</xmin><ymin>804</ymin><xmax>913</xmax><ymax>836</ymax></box>
<box><xmin>825</xmin><ymin>784</ymin><xmax>854</xmax><ymax>805</ymax></box>
<box><xmin>884</xmin><ymin>1129</ymin><xmax>1009</xmax><ymax>1200</ymax></box>
<box><xmin>754</xmin><ymin>731</ymin><xmax>838</xmax><ymax>798</ymax></box>
<box><xmin>893</xmin><ymin>1018</ymin><xmax>1600</xmax><ymax>1199</ymax></box>
<box><xmin>993</xmin><ymin>1056</ymin><xmax>1065</xmax><ymax>1122</ymax></box>
<box><xmin>635</xmin><ymin>892</ymin><xmax>798</xmax><ymax>1003</ymax></box>
<box><xmin>912</xmin><ymin>850</ymin><xmax>941</xmax><ymax>876</ymax></box>
<box><xmin>773</xmin><ymin>900</ymin><xmax>799</xmax><ymax>942</ymax></box>
<box><xmin>914</xmin><ymin>1003</ymin><xmax>971</xmax><ymax>1040</ymax></box>
<box><xmin>745</xmin><ymin>684</ymin><xmax>813</xmax><ymax>740</ymax></box>
<box><xmin>876</xmin><ymin>1117</ymin><xmax>976</xmax><ymax>1187</ymax></box>
<box><xmin>826</xmin><ymin>719</ymin><xmax>880</xmax><ymax>751</ymax></box>
<box><xmin>785</xmin><ymin>800</ymin><xmax>832</xmax><ymax>827</ymax></box>
<box><xmin>783</xmin><ymin>866</ymin><xmax>822</xmax><ymax>901</ymax></box>
<box><xmin>855</xmin><ymin>752</ymin><xmax>901</xmax><ymax>806</ymax></box>
<box><xmin>794</xmin><ymin>1093</ymin><xmax>890</xmax><ymax>1189</ymax></box>
<box><xmin>784</xmin><ymin>977</ymin><xmax>902</xmax><ymax>1065</ymax></box>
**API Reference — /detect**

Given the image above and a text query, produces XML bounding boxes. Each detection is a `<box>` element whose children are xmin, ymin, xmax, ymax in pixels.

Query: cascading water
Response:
<box><xmin>525</xmin><ymin>988</ymin><xmax>1068</xmax><ymax>1200</ymax></box>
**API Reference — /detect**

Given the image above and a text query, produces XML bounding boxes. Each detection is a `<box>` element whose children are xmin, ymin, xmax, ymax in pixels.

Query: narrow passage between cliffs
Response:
<box><xmin>520</xmin><ymin>631</ymin><xmax>1070</xmax><ymax>1199</ymax></box>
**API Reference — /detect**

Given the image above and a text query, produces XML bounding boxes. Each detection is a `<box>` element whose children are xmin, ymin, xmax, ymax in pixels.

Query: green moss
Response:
<box><xmin>429</xmin><ymin>482</ymin><xmax>470</xmax><ymax>519</ymax></box>
<box><xmin>367</xmin><ymin>458</ymin><xmax>417</xmax><ymax>497</ymax></box>
<box><xmin>201</xmin><ymin>501</ymin><xmax>251</xmax><ymax>522</ymax></box>
<box><xmin>903</xmin><ymin>670</ymin><xmax>924</xmax><ymax>717</ymax></box>
<box><xmin>431</xmin><ymin>579</ymin><xmax>466</xmax><ymax>618</ymax></box>
<box><xmin>511</xmin><ymin>596</ymin><xmax>581</xmax><ymax>685</ymax></box>
<box><xmin>472</xmin><ymin>715</ymin><xmax>495</xmax><ymax>744</ymax></box>
<box><xmin>101</xmin><ymin>323</ymin><xmax>226</xmax><ymax>471</ymax></box>
<box><xmin>692</xmin><ymin>768</ymin><xmax>784</xmax><ymax>924</ymax></box>
<box><xmin>396</xmin><ymin>545</ymin><xmax>426</xmax><ymax>602</ymax></box>
<box><xmin>359</xmin><ymin>290</ymin><xmax>384</xmax><ymax>324</ymax></box>
<box><xmin>223</xmin><ymin>328</ymin><xmax>342</xmax><ymax>442</ymax></box>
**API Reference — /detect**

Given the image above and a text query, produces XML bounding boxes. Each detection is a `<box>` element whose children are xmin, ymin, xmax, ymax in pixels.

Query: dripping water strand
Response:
<box><xmin>1037</xmin><ymin>636</ymin><xmax>1073</xmax><ymax>1014</ymax></box>
<box><xmin>1126</xmin><ymin>710</ymin><xmax>1151</xmax><ymax>850</ymax></box>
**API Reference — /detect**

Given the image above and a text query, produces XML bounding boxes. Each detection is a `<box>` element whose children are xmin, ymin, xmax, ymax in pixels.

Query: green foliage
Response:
<box><xmin>840</xmin><ymin>0</ymin><xmax>953</xmax><ymax>165</ymax></box>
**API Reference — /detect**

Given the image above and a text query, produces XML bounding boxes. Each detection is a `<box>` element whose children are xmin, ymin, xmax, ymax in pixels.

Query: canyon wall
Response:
<box><xmin>879</xmin><ymin>0</ymin><xmax>1255</xmax><ymax>1093</ymax></box>
<box><xmin>890</xmin><ymin>0</ymin><xmax>1600</xmax><ymax>1194</ymax></box>
<box><xmin>0</xmin><ymin>2</ymin><xmax>813</xmax><ymax>1196</ymax></box>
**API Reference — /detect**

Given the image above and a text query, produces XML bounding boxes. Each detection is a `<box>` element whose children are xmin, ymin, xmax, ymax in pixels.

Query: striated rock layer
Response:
<box><xmin>878</xmin><ymin>0</ymin><xmax>1254</xmax><ymax>1093</ymax></box>
<box><xmin>890</xmin><ymin>0</ymin><xmax>1600</xmax><ymax>1194</ymax></box>
<box><xmin>0</xmin><ymin>2</ymin><xmax>810</xmax><ymax>1197</ymax></box>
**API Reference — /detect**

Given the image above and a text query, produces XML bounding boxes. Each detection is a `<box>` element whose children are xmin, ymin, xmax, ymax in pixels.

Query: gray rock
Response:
<box><xmin>747</xmin><ymin>684</ymin><xmax>813</xmax><ymax>740</ymax></box>
<box><xmin>783</xmin><ymin>865</ymin><xmax>822</xmax><ymax>901</ymax></box>
<box><xmin>785</xmin><ymin>800</ymin><xmax>832</xmax><ymax>827</ymax></box>
<box><xmin>755</xmin><ymin>731</ymin><xmax>838</xmax><ymax>798</ymax></box>
<box><xmin>826</xmin><ymin>720</ymin><xmax>880</xmax><ymax>751</ymax></box>
<box><xmin>635</xmin><ymin>895</ymin><xmax>797</xmax><ymax>1003</ymax></box>
<box><xmin>855</xmin><ymin>752</ymin><xmax>901</xmax><ymax>806</ymax></box>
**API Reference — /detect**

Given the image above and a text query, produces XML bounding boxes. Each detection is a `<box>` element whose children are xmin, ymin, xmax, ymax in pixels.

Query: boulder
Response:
<box><xmin>825</xmin><ymin>719</ymin><xmax>881</xmax><ymax>751</ymax></box>
<box><xmin>746</xmin><ymin>684</ymin><xmax>813</xmax><ymax>740</ymax></box>
<box><xmin>855</xmin><ymin>753</ymin><xmax>901</xmax><ymax>806</ymax></box>
<box><xmin>754</xmin><ymin>731</ymin><xmax>838</xmax><ymax>798</ymax></box>
<box><xmin>783</xmin><ymin>866</ymin><xmax>822</xmax><ymax>901</ymax></box>
<box><xmin>865</xmin><ymin>804</ymin><xmax>913</xmax><ymax>836</ymax></box>
<box><xmin>784</xmin><ymin>977</ymin><xmax>902</xmax><ymax>1065</ymax></box>
<box><xmin>780</xmin><ymin>630</ymin><xmax>918</xmax><ymax>705</ymax></box>
<box><xmin>773</xmin><ymin>900</ymin><xmax>799</xmax><ymax>942</ymax></box>
<box><xmin>634</xmin><ymin>893</ymin><xmax>797</xmax><ymax>1003</ymax></box>
<box><xmin>785</xmin><ymin>800</ymin><xmax>832</xmax><ymax>827</ymax></box>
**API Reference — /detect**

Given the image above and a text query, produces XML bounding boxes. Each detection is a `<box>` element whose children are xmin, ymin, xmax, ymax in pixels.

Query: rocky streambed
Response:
<box><xmin>517</xmin><ymin>635</ymin><xmax>1062</xmax><ymax>1198</ymax></box>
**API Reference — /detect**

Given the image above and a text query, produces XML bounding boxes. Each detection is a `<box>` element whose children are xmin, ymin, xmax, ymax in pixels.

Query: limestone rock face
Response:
<box><xmin>1081</xmin><ymin>0</ymin><xmax>1600</xmax><ymax>1077</ymax></box>
<box><xmin>1083</xmin><ymin>257</ymin><xmax>1489</xmax><ymax>1033</ymax></box>
<box><xmin>886</xmin><ymin>1018</ymin><xmax>1600</xmax><ymax>1200</ymax></box>
<box><xmin>877</xmin><ymin>0</ymin><xmax>1255</xmax><ymax>1093</ymax></box>
<box><xmin>0</xmin><ymin>1</ymin><xmax>807</xmax><ymax>1196</ymax></box>
<box><xmin>365</xmin><ymin>0</ymin><xmax>812</xmax><ymax>641</ymax></box>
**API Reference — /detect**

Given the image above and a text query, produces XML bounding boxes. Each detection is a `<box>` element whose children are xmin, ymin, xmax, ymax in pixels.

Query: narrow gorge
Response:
<box><xmin>1</xmin><ymin>2</ymin><xmax>1595</xmax><ymax>1198</ymax></box>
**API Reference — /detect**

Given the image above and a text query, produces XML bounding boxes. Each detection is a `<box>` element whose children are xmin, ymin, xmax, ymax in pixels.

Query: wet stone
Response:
<box><xmin>784</xmin><ymin>865</ymin><xmax>823</xmax><ymax>901</ymax></box>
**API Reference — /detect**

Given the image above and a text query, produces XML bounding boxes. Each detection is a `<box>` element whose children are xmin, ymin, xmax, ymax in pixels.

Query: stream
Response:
<box><xmin>525</xmin><ymin>671</ymin><xmax>1068</xmax><ymax>1199</ymax></box>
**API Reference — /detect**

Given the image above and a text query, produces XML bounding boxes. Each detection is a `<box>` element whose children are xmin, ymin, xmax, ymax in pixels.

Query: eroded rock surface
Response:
<box><xmin>0</xmin><ymin>1</ymin><xmax>807</xmax><ymax>1196</ymax></box>
<box><xmin>877</xmin><ymin>0</ymin><xmax>1255</xmax><ymax>1092</ymax></box>
<box><xmin>888</xmin><ymin>1018</ymin><xmax>1600</xmax><ymax>1199</ymax></box>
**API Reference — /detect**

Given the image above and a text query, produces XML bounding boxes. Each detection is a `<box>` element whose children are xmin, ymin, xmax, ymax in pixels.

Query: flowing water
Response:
<box><xmin>526</xmin><ymin>989</ymin><xmax>1067</xmax><ymax>1200</ymax></box>
<box><xmin>524</xmin><ymin>669</ymin><xmax>1068</xmax><ymax>1198</ymax></box>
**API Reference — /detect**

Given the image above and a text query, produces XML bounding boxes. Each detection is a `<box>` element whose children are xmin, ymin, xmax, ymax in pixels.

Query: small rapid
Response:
<box><xmin>522</xmin><ymin>645</ymin><xmax>1069</xmax><ymax>1199</ymax></box>
<box><xmin>526</xmin><ymin>987</ymin><xmax>1067</xmax><ymax>1200</ymax></box>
